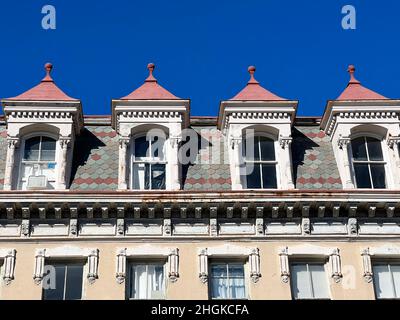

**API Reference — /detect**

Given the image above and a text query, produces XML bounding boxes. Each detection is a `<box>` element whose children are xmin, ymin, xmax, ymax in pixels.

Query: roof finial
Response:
<box><xmin>248</xmin><ymin>65</ymin><xmax>259</xmax><ymax>84</ymax></box>
<box><xmin>42</xmin><ymin>63</ymin><xmax>54</xmax><ymax>82</ymax></box>
<box><xmin>145</xmin><ymin>63</ymin><xmax>157</xmax><ymax>82</ymax></box>
<box><xmin>347</xmin><ymin>64</ymin><xmax>360</xmax><ymax>84</ymax></box>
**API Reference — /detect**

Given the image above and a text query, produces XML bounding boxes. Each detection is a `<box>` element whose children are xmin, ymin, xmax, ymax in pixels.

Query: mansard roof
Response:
<box><xmin>336</xmin><ymin>65</ymin><xmax>388</xmax><ymax>101</ymax></box>
<box><xmin>6</xmin><ymin>63</ymin><xmax>78</xmax><ymax>101</ymax></box>
<box><xmin>230</xmin><ymin>66</ymin><xmax>287</xmax><ymax>101</ymax></box>
<box><xmin>120</xmin><ymin>63</ymin><xmax>180</xmax><ymax>100</ymax></box>
<box><xmin>0</xmin><ymin>116</ymin><xmax>342</xmax><ymax>192</ymax></box>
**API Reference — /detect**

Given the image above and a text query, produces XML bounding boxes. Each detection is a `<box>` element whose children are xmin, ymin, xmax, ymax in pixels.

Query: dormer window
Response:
<box><xmin>243</xmin><ymin>135</ymin><xmax>277</xmax><ymax>189</ymax></box>
<box><xmin>351</xmin><ymin>136</ymin><xmax>386</xmax><ymax>189</ymax></box>
<box><xmin>19</xmin><ymin>136</ymin><xmax>57</xmax><ymax>190</ymax></box>
<box><xmin>131</xmin><ymin>134</ymin><xmax>166</xmax><ymax>190</ymax></box>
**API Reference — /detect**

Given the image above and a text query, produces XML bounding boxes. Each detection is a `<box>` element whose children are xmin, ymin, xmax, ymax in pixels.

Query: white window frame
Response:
<box><xmin>242</xmin><ymin>132</ymin><xmax>279</xmax><ymax>190</ymax></box>
<box><xmin>129</xmin><ymin>132</ymin><xmax>168</xmax><ymax>191</ymax></box>
<box><xmin>289</xmin><ymin>259</ymin><xmax>331</xmax><ymax>300</ymax></box>
<box><xmin>198</xmin><ymin>245</ymin><xmax>261</xmax><ymax>300</ymax></box>
<box><xmin>208</xmin><ymin>260</ymin><xmax>247</xmax><ymax>300</ymax></box>
<box><xmin>349</xmin><ymin>133</ymin><xmax>388</xmax><ymax>189</ymax></box>
<box><xmin>33</xmin><ymin>246</ymin><xmax>99</xmax><ymax>300</ymax></box>
<box><xmin>279</xmin><ymin>245</ymin><xmax>342</xmax><ymax>296</ymax></box>
<box><xmin>126</xmin><ymin>261</ymin><xmax>166</xmax><ymax>300</ymax></box>
<box><xmin>42</xmin><ymin>260</ymin><xmax>85</xmax><ymax>301</ymax></box>
<box><xmin>372</xmin><ymin>260</ymin><xmax>400</xmax><ymax>299</ymax></box>
<box><xmin>116</xmin><ymin>245</ymin><xmax>179</xmax><ymax>292</ymax></box>
<box><xmin>17</xmin><ymin>132</ymin><xmax>59</xmax><ymax>191</ymax></box>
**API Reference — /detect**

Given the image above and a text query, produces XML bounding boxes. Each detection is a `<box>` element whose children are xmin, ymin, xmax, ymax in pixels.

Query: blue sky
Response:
<box><xmin>0</xmin><ymin>0</ymin><xmax>399</xmax><ymax>116</ymax></box>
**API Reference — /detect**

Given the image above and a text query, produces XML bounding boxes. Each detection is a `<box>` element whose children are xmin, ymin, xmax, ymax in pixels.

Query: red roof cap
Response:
<box><xmin>120</xmin><ymin>63</ymin><xmax>180</xmax><ymax>100</ymax></box>
<box><xmin>336</xmin><ymin>65</ymin><xmax>388</xmax><ymax>100</ymax></box>
<box><xmin>7</xmin><ymin>63</ymin><xmax>78</xmax><ymax>101</ymax></box>
<box><xmin>230</xmin><ymin>66</ymin><xmax>286</xmax><ymax>101</ymax></box>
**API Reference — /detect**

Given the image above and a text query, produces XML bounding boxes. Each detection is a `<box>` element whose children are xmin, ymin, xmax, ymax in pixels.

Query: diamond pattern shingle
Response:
<box><xmin>0</xmin><ymin>123</ymin><xmax>343</xmax><ymax>191</ymax></box>
<box><xmin>292</xmin><ymin>126</ymin><xmax>342</xmax><ymax>189</ymax></box>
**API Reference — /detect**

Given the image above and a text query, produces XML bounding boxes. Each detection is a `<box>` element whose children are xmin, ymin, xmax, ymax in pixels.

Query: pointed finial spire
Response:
<box><xmin>347</xmin><ymin>64</ymin><xmax>360</xmax><ymax>84</ymax></box>
<box><xmin>145</xmin><ymin>63</ymin><xmax>157</xmax><ymax>82</ymax></box>
<box><xmin>42</xmin><ymin>63</ymin><xmax>54</xmax><ymax>82</ymax></box>
<box><xmin>248</xmin><ymin>65</ymin><xmax>259</xmax><ymax>84</ymax></box>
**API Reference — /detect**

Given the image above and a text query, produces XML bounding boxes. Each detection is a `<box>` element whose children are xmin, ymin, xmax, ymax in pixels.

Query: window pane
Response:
<box><xmin>228</xmin><ymin>264</ymin><xmax>245</xmax><ymax>299</ymax></box>
<box><xmin>373</xmin><ymin>264</ymin><xmax>394</xmax><ymax>299</ymax></box>
<box><xmin>351</xmin><ymin>137</ymin><xmax>368</xmax><ymax>161</ymax></box>
<box><xmin>24</xmin><ymin>137</ymin><xmax>41</xmax><ymax>161</ymax></box>
<box><xmin>229</xmin><ymin>277</ymin><xmax>246</xmax><ymax>299</ymax></box>
<box><xmin>211</xmin><ymin>264</ymin><xmax>228</xmax><ymax>299</ymax></box>
<box><xmin>148</xmin><ymin>265</ymin><xmax>165</xmax><ymax>299</ymax></box>
<box><xmin>354</xmin><ymin>164</ymin><xmax>372</xmax><ymax>188</ymax></box>
<box><xmin>151</xmin><ymin>136</ymin><xmax>165</xmax><ymax>160</ymax></box>
<box><xmin>309</xmin><ymin>264</ymin><xmax>329</xmax><ymax>299</ymax></box>
<box><xmin>259</xmin><ymin>136</ymin><xmax>275</xmax><ymax>161</ymax></box>
<box><xmin>391</xmin><ymin>265</ymin><xmax>400</xmax><ymax>298</ymax></box>
<box><xmin>135</xmin><ymin>136</ymin><xmax>149</xmax><ymax>158</ymax></box>
<box><xmin>132</xmin><ymin>265</ymin><xmax>147</xmax><ymax>299</ymax></box>
<box><xmin>64</xmin><ymin>264</ymin><xmax>83</xmax><ymax>300</ymax></box>
<box><xmin>261</xmin><ymin>164</ymin><xmax>277</xmax><ymax>189</ymax></box>
<box><xmin>246</xmin><ymin>164</ymin><xmax>261</xmax><ymax>189</ymax></box>
<box><xmin>370</xmin><ymin>164</ymin><xmax>386</xmax><ymax>189</ymax></box>
<box><xmin>243</xmin><ymin>136</ymin><xmax>259</xmax><ymax>161</ymax></box>
<box><xmin>291</xmin><ymin>264</ymin><xmax>312</xmax><ymax>299</ymax></box>
<box><xmin>229</xmin><ymin>264</ymin><xmax>245</xmax><ymax>278</ymax></box>
<box><xmin>211</xmin><ymin>264</ymin><xmax>227</xmax><ymax>278</ymax></box>
<box><xmin>151</xmin><ymin>164</ymin><xmax>166</xmax><ymax>190</ymax></box>
<box><xmin>40</xmin><ymin>137</ymin><xmax>56</xmax><ymax>161</ymax></box>
<box><xmin>366</xmin><ymin>137</ymin><xmax>384</xmax><ymax>161</ymax></box>
<box><xmin>43</xmin><ymin>265</ymin><xmax>66</xmax><ymax>300</ymax></box>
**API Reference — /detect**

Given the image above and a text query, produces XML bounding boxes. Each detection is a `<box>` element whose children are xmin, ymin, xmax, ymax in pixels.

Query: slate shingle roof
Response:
<box><xmin>0</xmin><ymin>120</ymin><xmax>342</xmax><ymax>191</ymax></box>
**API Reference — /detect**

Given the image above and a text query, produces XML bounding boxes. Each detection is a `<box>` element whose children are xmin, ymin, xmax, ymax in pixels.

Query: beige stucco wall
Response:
<box><xmin>0</xmin><ymin>239</ymin><xmax>393</xmax><ymax>300</ymax></box>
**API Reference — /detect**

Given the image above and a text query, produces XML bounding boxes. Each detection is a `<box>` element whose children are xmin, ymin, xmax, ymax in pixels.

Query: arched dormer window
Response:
<box><xmin>350</xmin><ymin>136</ymin><xmax>386</xmax><ymax>189</ymax></box>
<box><xmin>19</xmin><ymin>135</ymin><xmax>57</xmax><ymax>190</ymax></box>
<box><xmin>131</xmin><ymin>132</ymin><xmax>167</xmax><ymax>190</ymax></box>
<box><xmin>242</xmin><ymin>134</ymin><xmax>278</xmax><ymax>189</ymax></box>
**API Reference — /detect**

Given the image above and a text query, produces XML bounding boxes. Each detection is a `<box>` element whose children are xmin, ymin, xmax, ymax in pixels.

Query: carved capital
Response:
<box><xmin>387</xmin><ymin>136</ymin><xmax>400</xmax><ymax>149</ymax></box>
<box><xmin>279</xmin><ymin>136</ymin><xmax>293</xmax><ymax>149</ymax></box>
<box><xmin>7</xmin><ymin>137</ymin><xmax>19</xmax><ymax>149</ymax></box>
<box><xmin>59</xmin><ymin>136</ymin><xmax>71</xmax><ymax>149</ymax></box>
<box><xmin>338</xmin><ymin>136</ymin><xmax>351</xmax><ymax>149</ymax></box>
<box><xmin>118</xmin><ymin>136</ymin><xmax>130</xmax><ymax>148</ymax></box>
<box><xmin>170</xmin><ymin>135</ymin><xmax>182</xmax><ymax>148</ymax></box>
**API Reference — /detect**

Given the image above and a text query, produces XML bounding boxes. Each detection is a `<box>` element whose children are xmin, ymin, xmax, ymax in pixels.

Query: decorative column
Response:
<box><xmin>58</xmin><ymin>136</ymin><xmax>71</xmax><ymax>190</ymax></box>
<box><xmin>230</xmin><ymin>135</ymin><xmax>242</xmax><ymax>190</ymax></box>
<box><xmin>338</xmin><ymin>136</ymin><xmax>355</xmax><ymax>189</ymax></box>
<box><xmin>87</xmin><ymin>249</ymin><xmax>99</xmax><ymax>284</ymax></box>
<box><xmin>329</xmin><ymin>249</ymin><xmax>343</xmax><ymax>283</ymax></box>
<box><xmin>168</xmin><ymin>248</ymin><xmax>179</xmax><ymax>282</ymax></box>
<box><xmin>249</xmin><ymin>248</ymin><xmax>261</xmax><ymax>283</ymax></box>
<box><xmin>116</xmin><ymin>249</ymin><xmax>127</xmax><ymax>284</ymax></box>
<box><xmin>118</xmin><ymin>136</ymin><xmax>130</xmax><ymax>190</ymax></box>
<box><xmin>3</xmin><ymin>249</ymin><xmax>16</xmax><ymax>285</ymax></box>
<box><xmin>3</xmin><ymin>137</ymin><xmax>19</xmax><ymax>191</ymax></box>
<box><xmin>198</xmin><ymin>249</ymin><xmax>208</xmax><ymax>283</ymax></box>
<box><xmin>279</xmin><ymin>135</ymin><xmax>295</xmax><ymax>189</ymax></box>
<box><xmin>279</xmin><ymin>247</ymin><xmax>290</xmax><ymax>283</ymax></box>
<box><xmin>361</xmin><ymin>248</ymin><xmax>373</xmax><ymax>283</ymax></box>
<box><xmin>169</xmin><ymin>135</ymin><xmax>182</xmax><ymax>190</ymax></box>
<box><xmin>33</xmin><ymin>249</ymin><xmax>46</xmax><ymax>285</ymax></box>
<box><xmin>387</xmin><ymin>136</ymin><xmax>400</xmax><ymax>186</ymax></box>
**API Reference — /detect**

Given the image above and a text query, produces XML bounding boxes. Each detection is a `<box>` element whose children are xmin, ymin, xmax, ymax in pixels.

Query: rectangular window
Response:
<box><xmin>42</xmin><ymin>262</ymin><xmax>84</xmax><ymax>300</ymax></box>
<box><xmin>290</xmin><ymin>262</ymin><xmax>330</xmax><ymax>300</ymax></box>
<box><xmin>373</xmin><ymin>262</ymin><xmax>400</xmax><ymax>299</ymax></box>
<box><xmin>127</xmin><ymin>263</ymin><xmax>165</xmax><ymax>300</ymax></box>
<box><xmin>210</xmin><ymin>262</ymin><xmax>246</xmax><ymax>300</ymax></box>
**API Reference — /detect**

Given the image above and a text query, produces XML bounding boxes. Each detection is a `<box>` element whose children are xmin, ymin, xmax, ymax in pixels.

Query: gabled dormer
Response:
<box><xmin>218</xmin><ymin>66</ymin><xmax>298</xmax><ymax>190</ymax></box>
<box><xmin>321</xmin><ymin>65</ymin><xmax>400</xmax><ymax>189</ymax></box>
<box><xmin>1</xmin><ymin>63</ymin><xmax>83</xmax><ymax>190</ymax></box>
<box><xmin>112</xmin><ymin>63</ymin><xmax>190</xmax><ymax>191</ymax></box>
